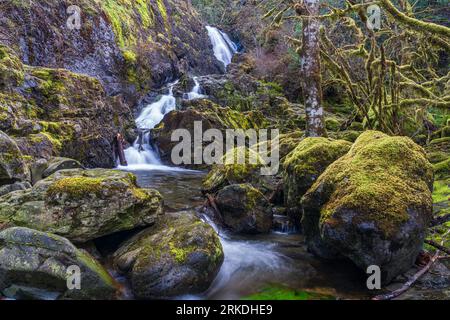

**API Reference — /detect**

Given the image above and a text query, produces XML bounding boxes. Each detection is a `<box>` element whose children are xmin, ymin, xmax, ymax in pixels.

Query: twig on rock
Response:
<box><xmin>206</xmin><ymin>193</ymin><xmax>224</xmax><ymax>225</ymax></box>
<box><xmin>372</xmin><ymin>251</ymin><xmax>440</xmax><ymax>300</ymax></box>
<box><xmin>372</xmin><ymin>230</ymin><xmax>450</xmax><ymax>300</ymax></box>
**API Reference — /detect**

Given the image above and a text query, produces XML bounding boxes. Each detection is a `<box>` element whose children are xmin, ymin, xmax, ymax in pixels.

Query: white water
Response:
<box><xmin>180</xmin><ymin>215</ymin><xmax>291</xmax><ymax>299</ymax></box>
<box><xmin>121</xmin><ymin>82</ymin><xmax>179</xmax><ymax>170</ymax></box>
<box><xmin>185</xmin><ymin>77</ymin><xmax>206</xmax><ymax>100</ymax></box>
<box><xmin>206</xmin><ymin>26</ymin><xmax>238</xmax><ymax>68</ymax></box>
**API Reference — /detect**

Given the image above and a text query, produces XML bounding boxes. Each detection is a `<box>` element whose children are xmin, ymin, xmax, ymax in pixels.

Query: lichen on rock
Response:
<box><xmin>113</xmin><ymin>211</ymin><xmax>223</xmax><ymax>299</ymax></box>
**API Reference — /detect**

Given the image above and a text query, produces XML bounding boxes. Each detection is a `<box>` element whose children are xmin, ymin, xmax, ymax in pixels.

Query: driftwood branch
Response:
<box><xmin>372</xmin><ymin>250</ymin><xmax>440</xmax><ymax>300</ymax></box>
<box><xmin>205</xmin><ymin>193</ymin><xmax>224</xmax><ymax>225</ymax></box>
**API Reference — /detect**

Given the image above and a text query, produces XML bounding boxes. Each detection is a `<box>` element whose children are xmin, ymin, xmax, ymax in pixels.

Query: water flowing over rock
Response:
<box><xmin>113</xmin><ymin>211</ymin><xmax>223</xmax><ymax>299</ymax></box>
<box><xmin>0</xmin><ymin>227</ymin><xmax>118</xmax><ymax>300</ymax></box>
<box><xmin>123</xmin><ymin>82</ymin><xmax>178</xmax><ymax>168</ymax></box>
<box><xmin>206</xmin><ymin>26</ymin><xmax>238</xmax><ymax>69</ymax></box>
<box><xmin>0</xmin><ymin>169</ymin><xmax>164</xmax><ymax>243</ymax></box>
<box><xmin>301</xmin><ymin>131</ymin><xmax>434</xmax><ymax>284</ymax></box>
<box><xmin>0</xmin><ymin>0</ymin><xmax>223</xmax><ymax>104</ymax></box>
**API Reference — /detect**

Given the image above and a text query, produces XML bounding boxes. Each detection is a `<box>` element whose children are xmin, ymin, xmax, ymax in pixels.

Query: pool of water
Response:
<box><xmin>122</xmin><ymin>168</ymin><xmax>373</xmax><ymax>300</ymax></box>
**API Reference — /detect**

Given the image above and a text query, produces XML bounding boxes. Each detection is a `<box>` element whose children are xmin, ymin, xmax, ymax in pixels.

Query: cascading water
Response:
<box><xmin>206</xmin><ymin>25</ymin><xmax>238</xmax><ymax>68</ymax></box>
<box><xmin>185</xmin><ymin>77</ymin><xmax>206</xmax><ymax>100</ymax></box>
<box><xmin>120</xmin><ymin>82</ymin><xmax>179</xmax><ymax>171</ymax></box>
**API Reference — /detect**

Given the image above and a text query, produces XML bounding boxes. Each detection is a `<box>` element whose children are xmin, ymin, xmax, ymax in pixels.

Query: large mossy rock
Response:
<box><xmin>202</xmin><ymin>147</ymin><xmax>270</xmax><ymax>194</ymax></box>
<box><xmin>301</xmin><ymin>131</ymin><xmax>434</xmax><ymax>283</ymax></box>
<box><xmin>215</xmin><ymin>183</ymin><xmax>273</xmax><ymax>234</ymax></box>
<box><xmin>113</xmin><ymin>211</ymin><xmax>223</xmax><ymax>299</ymax></box>
<box><xmin>153</xmin><ymin>99</ymin><xmax>268</xmax><ymax>168</ymax></box>
<box><xmin>283</xmin><ymin>137</ymin><xmax>352</xmax><ymax>210</ymax></box>
<box><xmin>0</xmin><ymin>227</ymin><xmax>118</xmax><ymax>300</ymax></box>
<box><xmin>0</xmin><ymin>169</ymin><xmax>164</xmax><ymax>242</ymax></box>
<box><xmin>0</xmin><ymin>130</ymin><xmax>30</xmax><ymax>185</ymax></box>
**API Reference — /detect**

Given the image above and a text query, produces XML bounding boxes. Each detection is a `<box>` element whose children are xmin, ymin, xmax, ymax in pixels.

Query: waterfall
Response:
<box><xmin>185</xmin><ymin>77</ymin><xmax>206</xmax><ymax>100</ymax></box>
<box><xmin>120</xmin><ymin>82</ymin><xmax>178</xmax><ymax>170</ymax></box>
<box><xmin>206</xmin><ymin>26</ymin><xmax>238</xmax><ymax>68</ymax></box>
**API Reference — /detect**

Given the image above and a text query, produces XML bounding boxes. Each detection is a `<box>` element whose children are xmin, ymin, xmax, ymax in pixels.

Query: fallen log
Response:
<box><xmin>430</xmin><ymin>213</ymin><xmax>450</xmax><ymax>227</ymax></box>
<box><xmin>425</xmin><ymin>239</ymin><xmax>450</xmax><ymax>256</ymax></box>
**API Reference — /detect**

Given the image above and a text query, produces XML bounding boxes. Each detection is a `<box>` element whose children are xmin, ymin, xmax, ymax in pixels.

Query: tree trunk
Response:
<box><xmin>301</xmin><ymin>0</ymin><xmax>326</xmax><ymax>137</ymax></box>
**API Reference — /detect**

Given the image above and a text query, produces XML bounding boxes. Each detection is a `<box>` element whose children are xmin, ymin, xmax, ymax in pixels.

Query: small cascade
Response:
<box><xmin>121</xmin><ymin>81</ymin><xmax>178</xmax><ymax>169</ymax></box>
<box><xmin>206</xmin><ymin>26</ymin><xmax>238</xmax><ymax>68</ymax></box>
<box><xmin>272</xmin><ymin>214</ymin><xmax>297</xmax><ymax>234</ymax></box>
<box><xmin>185</xmin><ymin>77</ymin><xmax>206</xmax><ymax>100</ymax></box>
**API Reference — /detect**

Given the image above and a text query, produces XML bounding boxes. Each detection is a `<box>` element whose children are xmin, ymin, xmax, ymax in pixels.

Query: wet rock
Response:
<box><xmin>202</xmin><ymin>146</ymin><xmax>274</xmax><ymax>195</ymax></box>
<box><xmin>0</xmin><ymin>227</ymin><xmax>118</xmax><ymax>300</ymax></box>
<box><xmin>113</xmin><ymin>211</ymin><xmax>223</xmax><ymax>299</ymax></box>
<box><xmin>215</xmin><ymin>183</ymin><xmax>272</xmax><ymax>234</ymax></box>
<box><xmin>0</xmin><ymin>130</ymin><xmax>30</xmax><ymax>185</ymax></box>
<box><xmin>0</xmin><ymin>169</ymin><xmax>164</xmax><ymax>243</ymax></box>
<box><xmin>153</xmin><ymin>100</ymin><xmax>267</xmax><ymax>168</ymax></box>
<box><xmin>0</xmin><ymin>46</ymin><xmax>135</xmax><ymax>168</ymax></box>
<box><xmin>0</xmin><ymin>181</ymin><xmax>31</xmax><ymax>197</ymax></box>
<box><xmin>31</xmin><ymin>157</ymin><xmax>84</xmax><ymax>184</ymax></box>
<box><xmin>301</xmin><ymin>131</ymin><xmax>434</xmax><ymax>284</ymax></box>
<box><xmin>0</xmin><ymin>0</ymin><xmax>222</xmax><ymax>103</ymax></box>
<box><xmin>283</xmin><ymin>137</ymin><xmax>351</xmax><ymax>210</ymax></box>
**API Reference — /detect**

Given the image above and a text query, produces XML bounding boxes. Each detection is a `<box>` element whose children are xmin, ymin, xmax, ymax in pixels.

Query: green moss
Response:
<box><xmin>312</xmin><ymin>131</ymin><xmax>434</xmax><ymax>237</ymax></box>
<box><xmin>76</xmin><ymin>250</ymin><xmax>117</xmax><ymax>288</ymax></box>
<box><xmin>46</xmin><ymin>177</ymin><xmax>106</xmax><ymax>199</ymax></box>
<box><xmin>0</xmin><ymin>45</ymin><xmax>25</xmax><ymax>87</ymax></box>
<box><xmin>434</xmin><ymin>158</ymin><xmax>450</xmax><ymax>180</ymax></box>
<box><xmin>284</xmin><ymin>137</ymin><xmax>351</xmax><ymax>177</ymax></box>
<box><xmin>243</xmin><ymin>286</ymin><xmax>335</xmax><ymax>300</ymax></box>
<box><xmin>427</xmin><ymin>151</ymin><xmax>449</xmax><ymax>164</ymax></box>
<box><xmin>432</xmin><ymin>179</ymin><xmax>449</xmax><ymax>204</ymax></box>
<box><xmin>203</xmin><ymin>147</ymin><xmax>265</xmax><ymax>192</ymax></box>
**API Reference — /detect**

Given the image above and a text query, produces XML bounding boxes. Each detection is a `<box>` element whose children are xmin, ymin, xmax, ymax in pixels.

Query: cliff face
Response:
<box><xmin>0</xmin><ymin>0</ymin><xmax>223</xmax><ymax>168</ymax></box>
<box><xmin>0</xmin><ymin>0</ymin><xmax>222</xmax><ymax>103</ymax></box>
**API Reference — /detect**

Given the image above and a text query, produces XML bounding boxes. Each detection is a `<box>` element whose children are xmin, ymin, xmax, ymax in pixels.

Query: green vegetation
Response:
<box><xmin>243</xmin><ymin>286</ymin><xmax>335</xmax><ymax>300</ymax></box>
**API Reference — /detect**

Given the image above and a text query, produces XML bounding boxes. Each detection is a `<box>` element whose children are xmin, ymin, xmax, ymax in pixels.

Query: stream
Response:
<box><xmin>114</xmin><ymin>25</ymin><xmax>373</xmax><ymax>300</ymax></box>
<box><xmin>123</xmin><ymin>168</ymin><xmax>372</xmax><ymax>300</ymax></box>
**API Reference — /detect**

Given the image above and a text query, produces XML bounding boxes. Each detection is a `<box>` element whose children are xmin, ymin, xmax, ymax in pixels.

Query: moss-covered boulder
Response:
<box><xmin>301</xmin><ymin>131</ymin><xmax>434</xmax><ymax>284</ymax></box>
<box><xmin>202</xmin><ymin>147</ymin><xmax>270</xmax><ymax>194</ymax></box>
<box><xmin>0</xmin><ymin>227</ymin><xmax>118</xmax><ymax>300</ymax></box>
<box><xmin>215</xmin><ymin>183</ymin><xmax>272</xmax><ymax>234</ymax></box>
<box><xmin>0</xmin><ymin>169</ymin><xmax>164</xmax><ymax>242</ymax></box>
<box><xmin>113</xmin><ymin>211</ymin><xmax>223</xmax><ymax>299</ymax></box>
<box><xmin>283</xmin><ymin>137</ymin><xmax>351</xmax><ymax>210</ymax></box>
<box><xmin>153</xmin><ymin>99</ymin><xmax>268</xmax><ymax>169</ymax></box>
<box><xmin>0</xmin><ymin>130</ymin><xmax>30</xmax><ymax>185</ymax></box>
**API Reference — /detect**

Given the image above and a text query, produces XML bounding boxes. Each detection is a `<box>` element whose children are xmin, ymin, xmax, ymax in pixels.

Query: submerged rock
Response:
<box><xmin>301</xmin><ymin>131</ymin><xmax>434</xmax><ymax>284</ymax></box>
<box><xmin>0</xmin><ymin>130</ymin><xmax>30</xmax><ymax>185</ymax></box>
<box><xmin>113</xmin><ymin>211</ymin><xmax>223</xmax><ymax>299</ymax></box>
<box><xmin>0</xmin><ymin>169</ymin><xmax>164</xmax><ymax>243</ymax></box>
<box><xmin>0</xmin><ymin>227</ymin><xmax>118</xmax><ymax>300</ymax></box>
<box><xmin>283</xmin><ymin>137</ymin><xmax>351</xmax><ymax>210</ymax></box>
<box><xmin>215</xmin><ymin>183</ymin><xmax>272</xmax><ymax>234</ymax></box>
